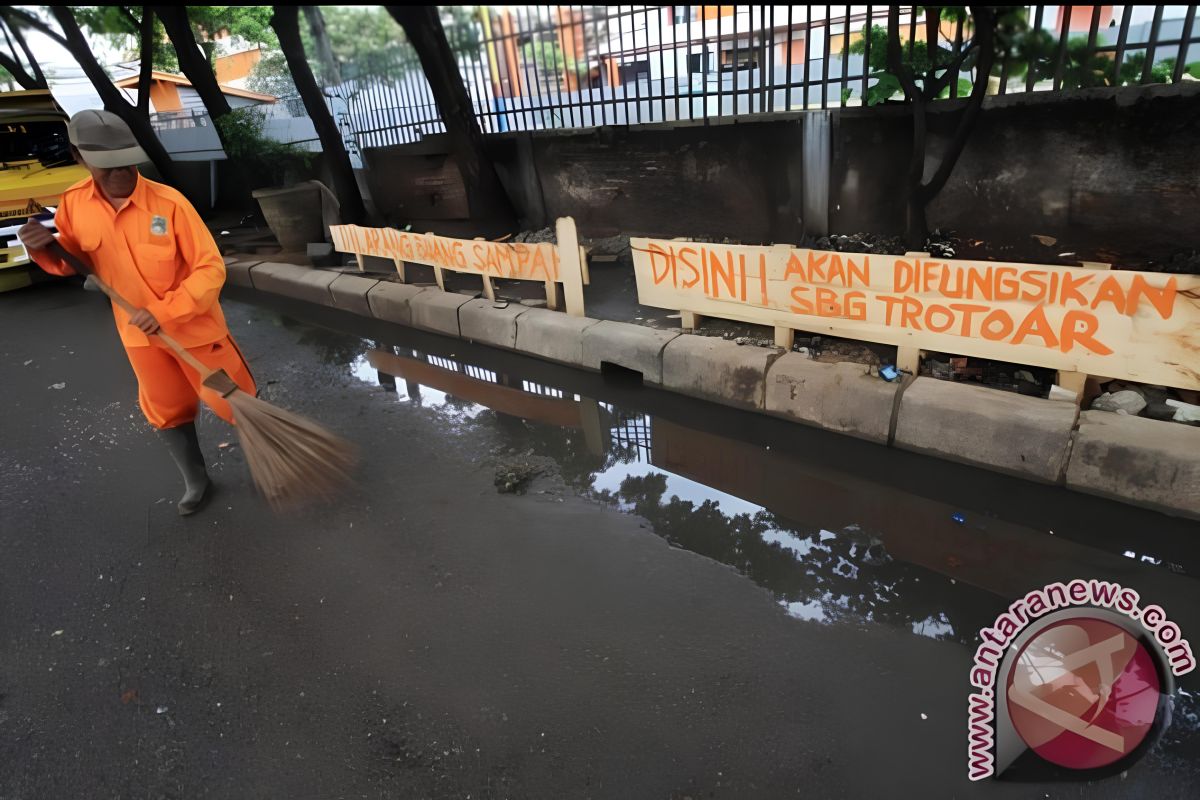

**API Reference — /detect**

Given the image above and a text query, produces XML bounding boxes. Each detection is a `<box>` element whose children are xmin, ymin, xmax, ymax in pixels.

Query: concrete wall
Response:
<box><xmin>362</xmin><ymin>83</ymin><xmax>1200</xmax><ymax>265</ymax></box>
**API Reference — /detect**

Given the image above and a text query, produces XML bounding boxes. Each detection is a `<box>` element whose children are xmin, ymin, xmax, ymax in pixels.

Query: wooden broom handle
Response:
<box><xmin>47</xmin><ymin>241</ymin><xmax>212</xmax><ymax>377</ymax></box>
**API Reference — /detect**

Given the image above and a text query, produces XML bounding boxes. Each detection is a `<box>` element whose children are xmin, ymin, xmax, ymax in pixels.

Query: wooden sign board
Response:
<box><xmin>331</xmin><ymin>224</ymin><xmax>561</xmax><ymax>281</ymax></box>
<box><xmin>331</xmin><ymin>218</ymin><xmax>587</xmax><ymax>317</ymax></box>
<box><xmin>630</xmin><ymin>238</ymin><xmax>1200</xmax><ymax>390</ymax></box>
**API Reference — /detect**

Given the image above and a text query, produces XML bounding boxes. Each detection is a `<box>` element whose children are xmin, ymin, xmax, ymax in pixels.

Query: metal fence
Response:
<box><xmin>277</xmin><ymin>5</ymin><xmax>1200</xmax><ymax>153</ymax></box>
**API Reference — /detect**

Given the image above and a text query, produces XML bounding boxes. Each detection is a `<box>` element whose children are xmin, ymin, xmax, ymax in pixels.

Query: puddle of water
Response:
<box><xmin>304</xmin><ymin>321</ymin><xmax>1200</xmax><ymax>617</ymax></box>
<box><xmin>263</xmin><ymin>308</ymin><xmax>1200</xmax><ymax>769</ymax></box>
<box><xmin>341</xmin><ymin>339</ymin><xmax>1163</xmax><ymax>649</ymax></box>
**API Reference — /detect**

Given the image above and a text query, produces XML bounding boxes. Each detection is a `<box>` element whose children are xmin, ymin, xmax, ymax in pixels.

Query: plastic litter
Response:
<box><xmin>951</xmin><ymin>513</ymin><xmax>966</xmax><ymax>525</ymax></box>
<box><xmin>879</xmin><ymin>365</ymin><xmax>899</xmax><ymax>382</ymax></box>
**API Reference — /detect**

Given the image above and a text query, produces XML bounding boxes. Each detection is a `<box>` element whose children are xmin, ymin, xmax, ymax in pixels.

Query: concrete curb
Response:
<box><xmin>224</xmin><ymin>260</ymin><xmax>260</xmax><ymax>289</ymax></box>
<box><xmin>894</xmin><ymin>378</ymin><xmax>1077</xmax><ymax>483</ymax></box>
<box><xmin>459</xmin><ymin>298</ymin><xmax>530</xmax><ymax>350</ymax></box>
<box><xmin>1065</xmin><ymin>411</ymin><xmax>1200</xmax><ymax>521</ymax></box>
<box><xmin>582</xmin><ymin>320</ymin><xmax>680</xmax><ymax>384</ymax></box>
<box><xmin>514</xmin><ymin>308</ymin><xmax>602</xmax><ymax>367</ymax></box>
<box><xmin>410</xmin><ymin>291</ymin><xmax>474</xmax><ymax>337</ymax></box>
<box><xmin>229</xmin><ymin>275</ymin><xmax>1199</xmax><ymax>520</ymax></box>
<box><xmin>663</xmin><ymin>335</ymin><xmax>777</xmax><ymax>410</ymax></box>
<box><xmin>366</xmin><ymin>281</ymin><xmax>429</xmax><ymax>327</ymax></box>
<box><xmin>328</xmin><ymin>274</ymin><xmax>381</xmax><ymax>317</ymax></box>
<box><xmin>249</xmin><ymin>262</ymin><xmax>337</xmax><ymax>305</ymax></box>
<box><xmin>765</xmin><ymin>355</ymin><xmax>900</xmax><ymax>444</ymax></box>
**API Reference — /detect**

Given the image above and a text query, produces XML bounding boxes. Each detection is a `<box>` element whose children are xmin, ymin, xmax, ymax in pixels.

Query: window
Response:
<box><xmin>620</xmin><ymin>59</ymin><xmax>651</xmax><ymax>85</ymax></box>
<box><xmin>720</xmin><ymin>47</ymin><xmax>759</xmax><ymax>71</ymax></box>
<box><xmin>688</xmin><ymin>52</ymin><xmax>713</xmax><ymax>73</ymax></box>
<box><xmin>673</xmin><ymin>6</ymin><xmax>698</xmax><ymax>25</ymax></box>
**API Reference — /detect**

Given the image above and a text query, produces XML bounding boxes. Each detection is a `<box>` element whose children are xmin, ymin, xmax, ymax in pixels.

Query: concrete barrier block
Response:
<box><xmin>224</xmin><ymin>260</ymin><xmax>259</xmax><ymax>289</ymax></box>
<box><xmin>249</xmin><ymin>262</ymin><xmax>337</xmax><ymax>305</ymax></box>
<box><xmin>514</xmin><ymin>308</ymin><xmax>602</xmax><ymax>367</ymax></box>
<box><xmin>328</xmin><ymin>274</ymin><xmax>379</xmax><ymax>316</ymax></box>
<box><xmin>765</xmin><ymin>356</ymin><xmax>899</xmax><ymax>444</ymax></box>
<box><xmin>894</xmin><ymin>378</ymin><xmax>1076</xmax><ymax>482</ymax></box>
<box><xmin>581</xmin><ymin>321</ymin><xmax>681</xmax><ymax>384</ymax></box>
<box><xmin>662</xmin><ymin>335</ymin><xmax>775</xmax><ymax>410</ymax></box>
<box><xmin>1066</xmin><ymin>411</ymin><xmax>1200</xmax><ymax>520</ymax></box>
<box><xmin>459</xmin><ymin>298</ymin><xmax>529</xmax><ymax>350</ymax></box>
<box><xmin>410</xmin><ymin>290</ymin><xmax>473</xmax><ymax>337</ymax></box>
<box><xmin>366</xmin><ymin>281</ymin><xmax>429</xmax><ymax>326</ymax></box>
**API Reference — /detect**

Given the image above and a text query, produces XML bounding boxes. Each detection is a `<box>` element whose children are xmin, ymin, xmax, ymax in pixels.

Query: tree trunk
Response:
<box><xmin>136</xmin><ymin>7</ymin><xmax>155</xmax><ymax>116</ymax></box>
<box><xmin>302</xmin><ymin>6</ymin><xmax>341</xmax><ymax>86</ymax></box>
<box><xmin>386</xmin><ymin>6</ymin><xmax>515</xmax><ymax>228</ymax></box>
<box><xmin>0</xmin><ymin>12</ymin><xmax>45</xmax><ymax>89</ymax></box>
<box><xmin>154</xmin><ymin>5</ymin><xmax>232</xmax><ymax>120</ymax></box>
<box><xmin>45</xmin><ymin>7</ymin><xmax>180</xmax><ymax>185</ymax></box>
<box><xmin>270</xmin><ymin>6</ymin><xmax>365</xmax><ymax>224</ymax></box>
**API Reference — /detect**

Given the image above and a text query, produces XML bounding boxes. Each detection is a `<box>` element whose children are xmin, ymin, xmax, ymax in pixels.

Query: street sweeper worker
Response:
<box><xmin>19</xmin><ymin>109</ymin><xmax>256</xmax><ymax>516</ymax></box>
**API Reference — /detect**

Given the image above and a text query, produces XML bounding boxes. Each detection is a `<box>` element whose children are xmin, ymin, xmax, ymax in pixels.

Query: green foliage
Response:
<box><xmin>73</xmin><ymin>6</ymin><xmax>278</xmax><ymax>74</ymax></box>
<box><xmin>522</xmin><ymin>37</ymin><xmax>587</xmax><ymax>84</ymax></box>
<box><xmin>850</xmin><ymin>7</ymin><xmax>1198</xmax><ymax>106</ymax></box>
<box><xmin>440</xmin><ymin>6</ymin><xmax>481</xmax><ymax>56</ymax></box>
<box><xmin>73</xmin><ymin>6</ymin><xmax>178</xmax><ymax>72</ymax></box>
<box><xmin>246</xmin><ymin>49</ymin><xmax>297</xmax><ymax>99</ymax></box>
<box><xmin>186</xmin><ymin>6</ymin><xmax>275</xmax><ymax>54</ymax></box>
<box><xmin>523</xmin><ymin>39</ymin><xmax>565</xmax><ymax>74</ymax></box>
<box><xmin>214</xmin><ymin>106</ymin><xmax>311</xmax><ymax>189</ymax></box>
<box><xmin>313</xmin><ymin>6</ymin><xmax>417</xmax><ymax>84</ymax></box>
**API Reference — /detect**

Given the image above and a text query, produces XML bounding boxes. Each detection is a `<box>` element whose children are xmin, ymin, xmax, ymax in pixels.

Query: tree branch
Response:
<box><xmin>5</xmin><ymin>11</ymin><xmax>46</xmax><ymax>86</ymax></box>
<box><xmin>154</xmin><ymin>5</ymin><xmax>231</xmax><ymax>118</ymax></box>
<box><xmin>927</xmin><ymin>38</ymin><xmax>979</xmax><ymax>97</ymax></box>
<box><xmin>886</xmin><ymin>6</ymin><xmax>921</xmax><ymax>100</ymax></box>
<box><xmin>0</xmin><ymin>18</ymin><xmax>37</xmax><ymax>88</ymax></box>
<box><xmin>3</xmin><ymin>7</ymin><xmax>68</xmax><ymax>49</ymax></box>
<box><xmin>137</xmin><ymin>6</ymin><xmax>154</xmax><ymax>115</ymax></box>
<box><xmin>119</xmin><ymin>6</ymin><xmax>141</xmax><ymax>32</ymax></box>
<box><xmin>0</xmin><ymin>50</ymin><xmax>37</xmax><ymax>90</ymax></box>
<box><xmin>919</xmin><ymin>6</ymin><xmax>997</xmax><ymax>202</ymax></box>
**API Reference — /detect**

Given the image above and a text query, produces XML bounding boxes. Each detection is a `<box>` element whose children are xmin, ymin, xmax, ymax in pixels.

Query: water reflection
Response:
<box><xmin>329</xmin><ymin>333</ymin><xmax>1200</xmax><ymax>754</ymax></box>
<box><xmin>351</xmin><ymin>343</ymin><xmax>1017</xmax><ymax>644</ymax></box>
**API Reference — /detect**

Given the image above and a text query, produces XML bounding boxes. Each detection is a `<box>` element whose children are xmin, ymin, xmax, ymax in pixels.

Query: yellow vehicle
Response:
<box><xmin>0</xmin><ymin>89</ymin><xmax>90</xmax><ymax>292</ymax></box>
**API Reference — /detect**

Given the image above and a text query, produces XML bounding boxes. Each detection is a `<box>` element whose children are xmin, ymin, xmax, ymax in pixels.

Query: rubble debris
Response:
<box><xmin>1166</xmin><ymin>399</ymin><xmax>1200</xmax><ymax>423</ymax></box>
<box><xmin>494</xmin><ymin>460</ymin><xmax>542</xmax><ymax>494</ymax></box>
<box><xmin>1091</xmin><ymin>390</ymin><xmax>1148</xmax><ymax>416</ymax></box>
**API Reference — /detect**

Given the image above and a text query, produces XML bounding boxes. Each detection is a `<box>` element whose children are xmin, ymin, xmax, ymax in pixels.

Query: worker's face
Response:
<box><xmin>86</xmin><ymin>163</ymin><xmax>140</xmax><ymax>200</ymax></box>
<box><xmin>70</xmin><ymin>145</ymin><xmax>139</xmax><ymax>199</ymax></box>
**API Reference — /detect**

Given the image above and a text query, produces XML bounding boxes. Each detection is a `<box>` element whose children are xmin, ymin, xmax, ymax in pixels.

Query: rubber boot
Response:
<box><xmin>158</xmin><ymin>423</ymin><xmax>211</xmax><ymax>516</ymax></box>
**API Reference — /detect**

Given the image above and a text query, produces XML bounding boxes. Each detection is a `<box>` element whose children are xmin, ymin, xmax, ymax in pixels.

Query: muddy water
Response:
<box><xmin>273</xmin><ymin>306</ymin><xmax>1200</xmax><ymax>784</ymax></box>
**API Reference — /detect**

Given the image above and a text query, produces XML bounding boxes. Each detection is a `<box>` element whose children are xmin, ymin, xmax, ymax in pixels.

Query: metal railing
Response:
<box><xmin>275</xmin><ymin>6</ymin><xmax>1200</xmax><ymax>152</ymax></box>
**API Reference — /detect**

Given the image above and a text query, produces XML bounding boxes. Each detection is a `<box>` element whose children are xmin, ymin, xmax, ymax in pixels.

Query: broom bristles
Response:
<box><xmin>225</xmin><ymin>390</ymin><xmax>357</xmax><ymax>510</ymax></box>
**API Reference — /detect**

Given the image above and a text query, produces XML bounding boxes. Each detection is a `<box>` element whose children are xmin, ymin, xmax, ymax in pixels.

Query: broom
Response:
<box><xmin>48</xmin><ymin>240</ymin><xmax>356</xmax><ymax>509</ymax></box>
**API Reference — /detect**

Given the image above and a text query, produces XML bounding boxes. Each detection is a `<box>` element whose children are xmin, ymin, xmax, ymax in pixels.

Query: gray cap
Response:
<box><xmin>67</xmin><ymin>109</ymin><xmax>148</xmax><ymax>168</ymax></box>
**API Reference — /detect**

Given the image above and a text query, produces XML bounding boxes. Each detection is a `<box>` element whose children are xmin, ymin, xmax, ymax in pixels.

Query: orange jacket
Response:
<box><xmin>30</xmin><ymin>174</ymin><xmax>229</xmax><ymax>349</ymax></box>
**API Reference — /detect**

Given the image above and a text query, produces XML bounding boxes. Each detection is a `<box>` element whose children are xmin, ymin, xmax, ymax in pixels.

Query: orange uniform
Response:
<box><xmin>30</xmin><ymin>175</ymin><xmax>255</xmax><ymax>429</ymax></box>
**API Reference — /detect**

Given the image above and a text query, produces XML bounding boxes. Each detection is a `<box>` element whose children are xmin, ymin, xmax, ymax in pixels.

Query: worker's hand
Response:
<box><xmin>129</xmin><ymin>308</ymin><xmax>160</xmax><ymax>335</ymax></box>
<box><xmin>18</xmin><ymin>216</ymin><xmax>55</xmax><ymax>251</ymax></box>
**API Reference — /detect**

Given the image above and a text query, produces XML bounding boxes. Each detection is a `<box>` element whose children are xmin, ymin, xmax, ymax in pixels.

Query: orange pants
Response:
<box><xmin>125</xmin><ymin>336</ymin><xmax>257</xmax><ymax>430</ymax></box>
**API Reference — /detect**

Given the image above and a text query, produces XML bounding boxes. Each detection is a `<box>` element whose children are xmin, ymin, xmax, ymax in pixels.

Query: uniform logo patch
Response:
<box><xmin>150</xmin><ymin>215</ymin><xmax>168</xmax><ymax>236</ymax></box>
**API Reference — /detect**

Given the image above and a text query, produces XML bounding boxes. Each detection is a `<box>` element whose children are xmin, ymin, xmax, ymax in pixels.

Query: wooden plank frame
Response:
<box><xmin>630</xmin><ymin>236</ymin><xmax>1200</xmax><ymax>391</ymax></box>
<box><xmin>330</xmin><ymin>218</ymin><xmax>588</xmax><ymax>316</ymax></box>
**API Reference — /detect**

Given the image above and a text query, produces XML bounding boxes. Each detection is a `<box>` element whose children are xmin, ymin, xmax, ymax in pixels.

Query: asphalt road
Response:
<box><xmin>2</xmin><ymin>282</ymin><xmax>1197</xmax><ymax>799</ymax></box>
